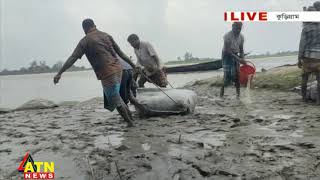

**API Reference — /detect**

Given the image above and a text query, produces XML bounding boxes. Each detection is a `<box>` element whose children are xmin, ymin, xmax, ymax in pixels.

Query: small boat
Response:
<box><xmin>164</xmin><ymin>60</ymin><xmax>222</xmax><ymax>73</ymax></box>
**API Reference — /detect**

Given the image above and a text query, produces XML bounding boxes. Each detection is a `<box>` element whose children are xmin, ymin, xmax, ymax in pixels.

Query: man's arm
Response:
<box><xmin>54</xmin><ymin>41</ymin><xmax>84</xmax><ymax>84</ymax></box>
<box><xmin>136</xmin><ymin>55</ymin><xmax>143</xmax><ymax>67</ymax></box>
<box><xmin>239</xmin><ymin>36</ymin><xmax>245</xmax><ymax>59</ymax></box>
<box><xmin>146</xmin><ymin>42</ymin><xmax>161</xmax><ymax>68</ymax></box>
<box><xmin>298</xmin><ymin>29</ymin><xmax>306</xmax><ymax>61</ymax></box>
<box><xmin>152</xmin><ymin>55</ymin><xmax>161</xmax><ymax>68</ymax></box>
<box><xmin>110</xmin><ymin>36</ymin><xmax>136</xmax><ymax>69</ymax></box>
<box><xmin>298</xmin><ymin>29</ymin><xmax>307</xmax><ymax>68</ymax></box>
<box><xmin>238</xmin><ymin>36</ymin><xmax>246</xmax><ymax>64</ymax></box>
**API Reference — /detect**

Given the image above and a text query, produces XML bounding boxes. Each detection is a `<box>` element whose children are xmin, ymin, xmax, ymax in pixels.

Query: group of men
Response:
<box><xmin>52</xmin><ymin>7</ymin><xmax>320</xmax><ymax>127</ymax></box>
<box><xmin>53</xmin><ymin>19</ymin><xmax>167</xmax><ymax>127</ymax></box>
<box><xmin>52</xmin><ymin>18</ymin><xmax>247</xmax><ymax>128</ymax></box>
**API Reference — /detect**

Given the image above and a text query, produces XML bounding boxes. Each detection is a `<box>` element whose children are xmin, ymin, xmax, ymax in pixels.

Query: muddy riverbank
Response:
<box><xmin>1</xmin><ymin>82</ymin><xmax>320</xmax><ymax>179</ymax></box>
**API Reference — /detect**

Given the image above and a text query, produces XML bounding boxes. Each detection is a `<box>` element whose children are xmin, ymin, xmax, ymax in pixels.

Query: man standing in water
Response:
<box><xmin>127</xmin><ymin>34</ymin><xmax>168</xmax><ymax>88</ymax></box>
<box><xmin>298</xmin><ymin>4</ymin><xmax>320</xmax><ymax>104</ymax></box>
<box><xmin>53</xmin><ymin>19</ymin><xmax>135</xmax><ymax>127</ymax></box>
<box><xmin>220</xmin><ymin>22</ymin><xmax>246</xmax><ymax>98</ymax></box>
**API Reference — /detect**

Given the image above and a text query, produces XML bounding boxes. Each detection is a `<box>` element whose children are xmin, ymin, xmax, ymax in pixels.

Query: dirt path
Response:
<box><xmin>1</xmin><ymin>86</ymin><xmax>320</xmax><ymax>180</ymax></box>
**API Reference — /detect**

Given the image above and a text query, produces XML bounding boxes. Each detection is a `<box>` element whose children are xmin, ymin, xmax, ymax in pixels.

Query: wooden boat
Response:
<box><xmin>164</xmin><ymin>60</ymin><xmax>222</xmax><ymax>73</ymax></box>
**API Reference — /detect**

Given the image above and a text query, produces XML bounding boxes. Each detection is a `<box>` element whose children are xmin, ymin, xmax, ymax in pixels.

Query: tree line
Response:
<box><xmin>167</xmin><ymin>50</ymin><xmax>298</xmax><ymax>65</ymax></box>
<box><xmin>0</xmin><ymin>61</ymin><xmax>88</xmax><ymax>76</ymax></box>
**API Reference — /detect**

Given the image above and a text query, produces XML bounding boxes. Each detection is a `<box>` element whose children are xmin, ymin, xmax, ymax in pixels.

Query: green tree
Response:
<box><xmin>52</xmin><ymin>61</ymin><xmax>64</xmax><ymax>71</ymax></box>
<box><xmin>184</xmin><ymin>52</ymin><xmax>193</xmax><ymax>61</ymax></box>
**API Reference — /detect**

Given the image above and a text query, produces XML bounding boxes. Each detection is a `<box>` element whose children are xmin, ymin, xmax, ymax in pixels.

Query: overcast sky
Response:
<box><xmin>0</xmin><ymin>0</ymin><xmax>317</xmax><ymax>70</ymax></box>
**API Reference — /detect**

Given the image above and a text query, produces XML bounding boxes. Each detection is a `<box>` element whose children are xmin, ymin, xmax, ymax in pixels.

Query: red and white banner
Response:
<box><xmin>224</xmin><ymin>11</ymin><xmax>320</xmax><ymax>22</ymax></box>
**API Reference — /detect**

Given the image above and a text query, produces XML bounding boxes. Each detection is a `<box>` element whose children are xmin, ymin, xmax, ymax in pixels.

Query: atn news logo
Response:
<box><xmin>17</xmin><ymin>152</ymin><xmax>55</xmax><ymax>179</ymax></box>
<box><xmin>224</xmin><ymin>11</ymin><xmax>320</xmax><ymax>22</ymax></box>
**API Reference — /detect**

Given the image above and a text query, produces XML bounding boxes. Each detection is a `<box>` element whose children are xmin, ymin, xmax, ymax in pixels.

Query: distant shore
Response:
<box><xmin>165</xmin><ymin>53</ymin><xmax>298</xmax><ymax>66</ymax></box>
<box><xmin>0</xmin><ymin>68</ymin><xmax>91</xmax><ymax>77</ymax></box>
<box><xmin>0</xmin><ymin>53</ymin><xmax>297</xmax><ymax>76</ymax></box>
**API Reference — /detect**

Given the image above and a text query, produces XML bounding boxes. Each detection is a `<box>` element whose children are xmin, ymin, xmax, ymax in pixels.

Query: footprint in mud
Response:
<box><xmin>253</xmin><ymin>118</ymin><xmax>273</xmax><ymax>126</ymax></box>
<box><xmin>292</xmin><ymin>142</ymin><xmax>316</xmax><ymax>149</ymax></box>
<box><xmin>47</xmin><ymin>123</ymin><xmax>61</xmax><ymax>129</ymax></box>
<box><xmin>0</xmin><ymin>148</ymin><xmax>11</xmax><ymax>155</ymax></box>
<box><xmin>77</xmin><ymin>117</ymin><xmax>91</xmax><ymax>122</ymax></box>
<box><xmin>93</xmin><ymin>121</ymin><xmax>104</xmax><ymax>125</ymax></box>
<box><xmin>272</xmin><ymin>144</ymin><xmax>296</xmax><ymax>152</ymax></box>
<box><xmin>6</xmin><ymin>130</ymin><xmax>26</xmax><ymax>138</ymax></box>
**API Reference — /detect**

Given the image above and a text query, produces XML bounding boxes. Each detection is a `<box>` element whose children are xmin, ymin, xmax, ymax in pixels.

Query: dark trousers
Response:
<box><xmin>120</xmin><ymin>69</ymin><xmax>134</xmax><ymax>105</ymax></box>
<box><xmin>301</xmin><ymin>71</ymin><xmax>320</xmax><ymax>104</ymax></box>
<box><xmin>220</xmin><ymin>54</ymin><xmax>240</xmax><ymax>97</ymax></box>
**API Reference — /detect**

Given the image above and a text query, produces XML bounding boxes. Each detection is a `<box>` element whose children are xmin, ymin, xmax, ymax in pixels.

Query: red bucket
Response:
<box><xmin>239</xmin><ymin>61</ymin><xmax>256</xmax><ymax>85</ymax></box>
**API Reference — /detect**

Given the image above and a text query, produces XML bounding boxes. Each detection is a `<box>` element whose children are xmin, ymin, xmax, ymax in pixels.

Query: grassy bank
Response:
<box><xmin>191</xmin><ymin>65</ymin><xmax>309</xmax><ymax>91</ymax></box>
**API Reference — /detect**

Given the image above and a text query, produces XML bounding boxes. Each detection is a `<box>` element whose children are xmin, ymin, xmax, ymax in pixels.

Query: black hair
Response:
<box><xmin>127</xmin><ymin>34</ymin><xmax>139</xmax><ymax>42</ymax></box>
<box><xmin>82</xmin><ymin>19</ymin><xmax>95</xmax><ymax>31</ymax></box>
<box><xmin>232</xmin><ymin>22</ymin><xmax>243</xmax><ymax>27</ymax></box>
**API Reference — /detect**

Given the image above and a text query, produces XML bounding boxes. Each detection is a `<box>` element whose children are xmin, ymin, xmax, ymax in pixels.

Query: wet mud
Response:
<box><xmin>1</xmin><ymin>86</ymin><xmax>320</xmax><ymax>180</ymax></box>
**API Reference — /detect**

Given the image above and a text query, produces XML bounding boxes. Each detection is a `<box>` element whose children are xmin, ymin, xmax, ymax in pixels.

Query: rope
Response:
<box><xmin>137</xmin><ymin>69</ymin><xmax>180</xmax><ymax>105</ymax></box>
<box><xmin>168</xmin><ymin>81</ymin><xmax>174</xmax><ymax>88</ymax></box>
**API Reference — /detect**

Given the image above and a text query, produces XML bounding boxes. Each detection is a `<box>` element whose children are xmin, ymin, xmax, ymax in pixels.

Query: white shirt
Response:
<box><xmin>222</xmin><ymin>31</ymin><xmax>244</xmax><ymax>55</ymax></box>
<box><xmin>134</xmin><ymin>41</ymin><xmax>161</xmax><ymax>74</ymax></box>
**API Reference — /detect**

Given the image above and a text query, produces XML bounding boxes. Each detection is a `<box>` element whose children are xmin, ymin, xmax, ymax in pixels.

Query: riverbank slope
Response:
<box><xmin>1</xmin><ymin>66</ymin><xmax>320</xmax><ymax>180</ymax></box>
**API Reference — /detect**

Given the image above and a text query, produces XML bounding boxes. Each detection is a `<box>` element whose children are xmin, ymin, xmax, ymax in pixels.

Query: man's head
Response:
<box><xmin>82</xmin><ymin>19</ymin><xmax>96</xmax><ymax>34</ymax></box>
<box><xmin>232</xmin><ymin>22</ymin><xmax>243</xmax><ymax>36</ymax></box>
<box><xmin>314</xmin><ymin>1</ymin><xmax>320</xmax><ymax>11</ymax></box>
<box><xmin>127</xmin><ymin>34</ymin><xmax>140</xmax><ymax>49</ymax></box>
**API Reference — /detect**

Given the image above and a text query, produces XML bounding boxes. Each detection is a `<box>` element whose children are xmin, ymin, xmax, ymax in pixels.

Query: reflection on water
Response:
<box><xmin>0</xmin><ymin>56</ymin><xmax>297</xmax><ymax>108</ymax></box>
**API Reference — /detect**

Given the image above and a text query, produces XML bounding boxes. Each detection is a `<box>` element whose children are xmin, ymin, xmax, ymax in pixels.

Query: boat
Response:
<box><xmin>164</xmin><ymin>60</ymin><xmax>222</xmax><ymax>73</ymax></box>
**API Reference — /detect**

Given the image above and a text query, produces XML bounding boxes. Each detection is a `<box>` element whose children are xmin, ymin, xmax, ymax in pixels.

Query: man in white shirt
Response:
<box><xmin>220</xmin><ymin>22</ymin><xmax>246</xmax><ymax>98</ymax></box>
<box><xmin>127</xmin><ymin>34</ymin><xmax>168</xmax><ymax>88</ymax></box>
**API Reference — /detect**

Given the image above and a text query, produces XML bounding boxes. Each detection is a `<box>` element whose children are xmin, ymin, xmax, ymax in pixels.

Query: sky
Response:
<box><xmin>0</xmin><ymin>0</ymin><xmax>317</xmax><ymax>70</ymax></box>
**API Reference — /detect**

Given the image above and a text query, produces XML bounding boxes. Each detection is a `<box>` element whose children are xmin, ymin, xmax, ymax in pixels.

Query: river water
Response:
<box><xmin>0</xmin><ymin>56</ymin><xmax>297</xmax><ymax>109</ymax></box>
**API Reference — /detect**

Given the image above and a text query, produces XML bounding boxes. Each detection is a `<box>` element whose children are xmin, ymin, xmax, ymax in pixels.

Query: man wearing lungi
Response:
<box><xmin>53</xmin><ymin>19</ymin><xmax>135</xmax><ymax>127</ymax></box>
<box><xmin>220</xmin><ymin>22</ymin><xmax>247</xmax><ymax>98</ymax></box>
<box><xmin>298</xmin><ymin>18</ymin><xmax>320</xmax><ymax>104</ymax></box>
